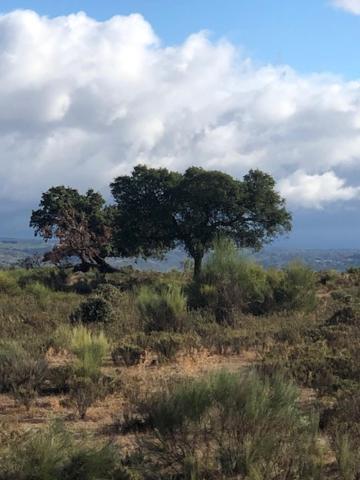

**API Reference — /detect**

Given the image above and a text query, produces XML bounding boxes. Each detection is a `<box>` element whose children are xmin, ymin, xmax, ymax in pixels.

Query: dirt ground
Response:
<box><xmin>0</xmin><ymin>349</ymin><xmax>259</xmax><ymax>446</ymax></box>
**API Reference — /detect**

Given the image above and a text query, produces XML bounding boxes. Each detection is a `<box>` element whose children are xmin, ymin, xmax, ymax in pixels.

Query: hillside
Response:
<box><xmin>2</xmin><ymin>238</ymin><xmax>360</xmax><ymax>271</ymax></box>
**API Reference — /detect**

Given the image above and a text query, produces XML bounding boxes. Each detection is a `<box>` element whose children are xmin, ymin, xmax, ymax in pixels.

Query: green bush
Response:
<box><xmin>70</xmin><ymin>296</ymin><xmax>112</xmax><ymax>324</ymax></box>
<box><xmin>60</xmin><ymin>444</ymin><xmax>138</xmax><ymax>480</ymax></box>
<box><xmin>139</xmin><ymin>370</ymin><xmax>322</xmax><ymax>479</ymax></box>
<box><xmin>51</xmin><ymin>325</ymin><xmax>73</xmax><ymax>352</ymax></box>
<box><xmin>0</xmin><ymin>341</ymin><xmax>48</xmax><ymax>409</ymax></box>
<box><xmin>275</xmin><ymin>261</ymin><xmax>317</xmax><ymax>312</ymax></box>
<box><xmin>70</xmin><ymin>326</ymin><xmax>109</xmax><ymax>379</ymax></box>
<box><xmin>0</xmin><ymin>421</ymin><xmax>71</xmax><ymax>480</ymax></box>
<box><xmin>95</xmin><ymin>284</ymin><xmax>122</xmax><ymax>302</ymax></box>
<box><xmin>66</xmin><ymin>327</ymin><xmax>110</xmax><ymax>419</ymax></box>
<box><xmin>335</xmin><ymin>434</ymin><xmax>359</xmax><ymax>480</ymax></box>
<box><xmin>189</xmin><ymin>240</ymin><xmax>317</xmax><ymax>319</ymax></box>
<box><xmin>191</xmin><ymin>237</ymin><xmax>270</xmax><ymax>321</ymax></box>
<box><xmin>147</xmin><ymin>332</ymin><xmax>185</xmax><ymax>362</ymax></box>
<box><xmin>0</xmin><ymin>422</ymin><xmax>137</xmax><ymax>480</ymax></box>
<box><xmin>24</xmin><ymin>282</ymin><xmax>51</xmax><ymax>305</ymax></box>
<box><xmin>42</xmin><ymin>365</ymin><xmax>72</xmax><ymax>395</ymax></box>
<box><xmin>0</xmin><ymin>271</ymin><xmax>20</xmax><ymax>295</ymax></box>
<box><xmin>136</xmin><ymin>284</ymin><xmax>187</xmax><ymax>332</ymax></box>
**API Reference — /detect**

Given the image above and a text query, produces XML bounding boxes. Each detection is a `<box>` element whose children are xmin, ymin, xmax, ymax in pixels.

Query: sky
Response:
<box><xmin>1</xmin><ymin>0</ymin><xmax>360</xmax><ymax>247</ymax></box>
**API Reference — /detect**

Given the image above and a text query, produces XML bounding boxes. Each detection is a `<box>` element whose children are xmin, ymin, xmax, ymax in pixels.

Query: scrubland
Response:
<box><xmin>1</xmin><ymin>240</ymin><xmax>360</xmax><ymax>479</ymax></box>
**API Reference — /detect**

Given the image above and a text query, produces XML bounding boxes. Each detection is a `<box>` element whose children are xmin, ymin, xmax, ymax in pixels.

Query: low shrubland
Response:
<box><xmin>136</xmin><ymin>283</ymin><xmax>187</xmax><ymax>332</ymax></box>
<box><xmin>0</xmin><ymin>421</ymin><xmax>136</xmax><ymax>480</ymax></box>
<box><xmin>189</xmin><ymin>238</ymin><xmax>317</xmax><ymax>322</ymax></box>
<box><xmin>120</xmin><ymin>370</ymin><xmax>322</xmax><ymax>479</ymax></box>
<box><xmin>0</xmin><ymin>341</ymin><xmax>48</xmax><ymax>409</ymax></box>
<box><xmin>1</xmin><ymin>248</ymin><xmax>360</xmax><ymax>478</ymax></box>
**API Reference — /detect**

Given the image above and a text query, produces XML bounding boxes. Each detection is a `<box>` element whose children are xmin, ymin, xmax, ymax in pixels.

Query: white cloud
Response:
<box><xmin>278</xmin><ymin>170</ymin><xmax>360</xmax><ymax>208</ymax></box>
<box><xmin>331</xmin><ymin>0</ymin><xmax>360</xmax><ymax>14</ymax></box>
<box><xmin>0</xmin><ymin>10</ymin><xmax>360</xmax><ymax>216</ymax></box>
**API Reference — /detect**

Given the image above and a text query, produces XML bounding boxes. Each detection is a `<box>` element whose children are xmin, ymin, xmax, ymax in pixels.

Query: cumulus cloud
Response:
<box><xmin>331</xmin><ymin>0</ymin><xmax>360</xmax><ymax>14</ymax></box>
<box><xmin>0</xmin><ymin>9</ymin><xmax>360</xmax><ymax>221</ymax></box>
<box><xmin>278</xmin><ymin>171</ymin><xmax>360</xmax><ymax>208</ymax></box>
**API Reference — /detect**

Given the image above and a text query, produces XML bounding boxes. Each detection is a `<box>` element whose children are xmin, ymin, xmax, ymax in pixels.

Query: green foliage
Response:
<box><xmin>191</xmin><ymin>240</ymin><xmax>316</xmax><ymax>320</ymax></box>
<box><xmin>0</xmin><ymin>422</ymin><xmax>136</xmax><ymax>480</ymax></box>
<box><xmin>51</xmin><ymin>325</ymin><xmax>73</xmax><ymax>352</ymax></box>
<box><xmin>335</xmin><ymin>434</ymin><xmax>359</xmax><ymax>480</ymax></box>
<box><xmin>111</xmin><ymin>165</ymin><xmax>180</xmax><ymax>259</ymax></box>
<box><xmin>67</xmin><ymin>326</ymin><xmax>110</xmax><ymax>419</ymax></box>
<box><xmin>136</xmin><ymin>284</ymin><xmax>187</xmax><ymax>332</ymax></box>
<box><xmin>144</xmin><ymin>376</ymin><xmax>212</xmax><ymax>435</ymax></box>
<box><xmin>60</xmin><ymin>444</ymin><xmax>138</xmax><ymax>480</ymax></box>
<box><xmin>0</xmin><ymin>341</ymin><xmax>48</xmax><ymax>409</ymax></box>
<box><xmin>0</xmin><ymin>421</ymin><xmax>72</xmax><ymax>480</ymax></box>
<box><xmin>30</xmin><ymin>186</ymin><xmax>114</xmax><ymax>271</ymax></box>
<box><xmin>147</xmin><ymin>332</ymin><xmax>185</xmax><ymax>362</ymax></box>
<box><xmin>139</xmin><ymin>370</ymin><xmax>322</xmax><ymax>479</ymax></box>
<box><xmin>70</xmin><ymin>326</ymin><xmax>109</xmax><ymax>379</ymax></box>
<box><xmin>70</xmin><ymin>296</ymin><xmax>112</xmax><ymax>324</ymax></box>
<box><xmin>276</xmin><ymin>261</ymin><xmax>317</xmax><ymax>312</ymax></box>
<box><xmin>24</xmin><ymin>282</ymin><xmax>51</xmax><ymax>305</ymax></box>
<box><xmin>95</xmin><ymin>283</ymin><xmax>122</xmax><ymax>302</ymax></box>
<box><xmin>0</xmin><ymin>271</ymin><xmax>20</xmax><ymax>295</ymax></box>
<box><xmin>192</xmin><ymin>238</ymin><xmax>270</xmax><ymax>321</ymax></box>
<box><xmin>111</xmin><ymin>165</ymin><xmax>291</xmax><ymax>278</ymax></box>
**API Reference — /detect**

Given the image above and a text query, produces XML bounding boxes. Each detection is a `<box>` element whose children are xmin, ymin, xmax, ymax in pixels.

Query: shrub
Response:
<box><xmin>0</xmin><ymin>341</ymin><xmax>48</xmax><ymax>409</ymax></box>
<box><xmin>274</xmin><ymin>261</ymin><xmax>317</xmax><ymax>312</ymax></box>
<box><xmin>24</xmin><ymin>282</ymin><xmax>51</xmax><ymax>304</ymax></box>
<box><xmin>67</xmin><ymin>327</ymin><xmax>110</xmax><ymax>419</ymax></box>
<box><xmin>0</xmin><ymin>422</ymin><xmax>137</xmax><ymax>480</ymax></box>
<box><xmin>67</xmin><ymin>376</ymin><xmax>108</xmax><ymax>419</ymax></box>
<box><xmin>95</xmin><ymin>284</ymin><xmax>122</xmax><ymax>302</ymax></box>
<box><xmin>51</xmin><ymin>325</ymin><xmax>73</xmax><ymax>352</ymax></box>
<box><xmin>147</xmin><ymin>332</ymin><xmax>185</xmax><ymax>362</ymax></box>
<box><xmin>0</xmin><ymin>271</ymin><xmax>19</xmax><ymax>295</ymax></box>
<box><xmin>335</xmin><ymin>434</ymin><xmax>359</xmax><ymax>480</ymax></box>
<box><xmin>70</xmin><ymin>296</ymin><xmax>112</xmax><ymax>324</ymax></box>
<box><xmin>191</xmin><ymin>237</ymin><xmax>269</xmax><ymax>321</ymax></box>
<box><xmin>327</xmin><ymin>307</ymin><xmax>356</xmax><ymax>326</ymax></box>
<box><xmin>112</xmin><ymin>344</ymin><xmax>144</xmax><ymax>367</ymax></box>
<box><xmin>42</xmin><ymin>365</ymin><xmax>73</xmax><ymax>395</ymax></box>
<box><xmin>139</xmin><ymin>370</ymin><xmax>322</xmax><ymax>479</ymax></box>
<box><xmin>136</xmin><ymin>284</ymin><xmax>187</xmax><ymax>332</ymax></box>
<box><xmin>0</xmin><ymin>341</ymin><xmax>22</xmax><ymax>392</ymax></box>
<box><xmin>70</xmin><ymin>326</ymin><xmax>109</xmax><ymax>379</ymax></box>
<box><xmin>60</xmin><ymin>444</ymin><xmax>137</xmax><ymax>480</ymax></box>
<box><xmin>0</xmin><ymin>421</ymin><xmax>71</xmax><ymax>480</ymax></box>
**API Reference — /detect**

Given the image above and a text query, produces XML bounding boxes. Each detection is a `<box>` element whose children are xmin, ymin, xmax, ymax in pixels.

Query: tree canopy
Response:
<box><xmin>111</xmin><ymin>165</ymin><xmax>292</xmax><ymax>277</ymax></box>
<box><xmin>30</xmin><ymin>186</ymin><xmax>114</xmax><ymax>272</ymax></box>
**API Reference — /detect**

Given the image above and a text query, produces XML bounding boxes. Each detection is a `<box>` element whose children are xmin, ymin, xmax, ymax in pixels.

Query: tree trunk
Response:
<box><xmin>94</xmin><ymin>256</ymin><xmax>118</xmax><ymax>273</ymax></box>
<box><xmin>193</xmin><ymin>254</ymin><xmax>203</xmax><ymax>281</ymax></box>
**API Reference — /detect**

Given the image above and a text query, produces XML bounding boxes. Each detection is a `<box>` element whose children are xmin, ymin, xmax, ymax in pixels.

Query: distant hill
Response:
<box><xmin>0</xmin><ymin>238</ymin><xmax>50</xmax><ymax>267</ymax></box>
<box><xmin>1</xmin><ymin>238</ymin><xmax>360</xmax><ymax>272</ymax></box>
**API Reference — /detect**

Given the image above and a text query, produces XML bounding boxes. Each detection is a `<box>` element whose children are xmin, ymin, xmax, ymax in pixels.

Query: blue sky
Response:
<box><xmin>1</xmin><ymin>0</ymin><xmax>359</xmax><ymax>77</ymax></box>
<box><xmin>1</xmin><ymin>0</ymin><xmax>360</xmax><ymax>247</ymax></box>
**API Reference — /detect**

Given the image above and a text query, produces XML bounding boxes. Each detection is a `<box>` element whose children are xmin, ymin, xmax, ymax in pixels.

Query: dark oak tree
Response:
<box><xmin>30</xmin><ymin>186</ymin><xmax>115</xmax><ymax>272</ymax></box>
<box><xmin>111</xmin><ymin>165</ymin><xmax>292</xmax><ymax>278</ymax></box>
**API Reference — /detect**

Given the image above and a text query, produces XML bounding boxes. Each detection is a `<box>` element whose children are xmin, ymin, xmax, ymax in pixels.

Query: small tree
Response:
<box><xmin>30</xmin><ymin>186</ymin><xmax>114</xmax><ymax>272</ymax></box>
<box><xmin>111</xmin><ymin>165</ymin><xmax>291</xmax><ymax>278</ymax></box>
